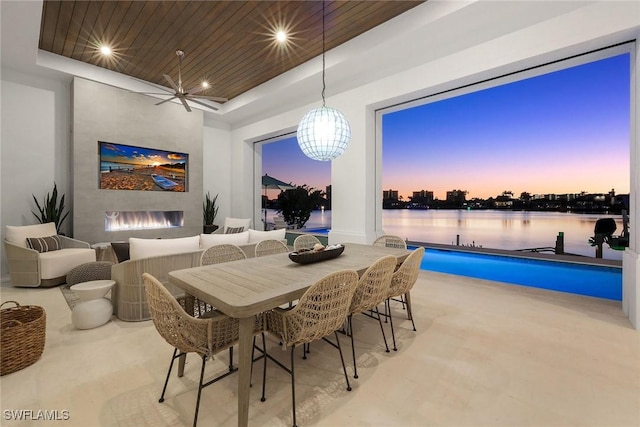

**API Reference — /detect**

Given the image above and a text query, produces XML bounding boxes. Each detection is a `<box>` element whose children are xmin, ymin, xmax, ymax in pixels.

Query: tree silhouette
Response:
<box><xmin>277</xmin><ymin>185</ymin><xmax>325</xmax><ymax>229</ymax></box>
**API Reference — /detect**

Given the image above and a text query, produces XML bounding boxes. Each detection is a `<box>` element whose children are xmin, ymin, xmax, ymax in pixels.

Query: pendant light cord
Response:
<box><xmin>322</xmin><ymin>0</ymin><xmax>326</xmax><ymax>107</ymax></box>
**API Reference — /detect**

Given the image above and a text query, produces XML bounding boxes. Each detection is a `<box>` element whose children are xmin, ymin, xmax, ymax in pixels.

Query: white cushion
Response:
<box><xmin>248</xmin><ymin>228</ymin><xmax>286</xmax><ymax>244</ymax></box>
<box><xmin>40</xmin><ymin>248</ymin><xmax>96</xmax><ymax>280</ymax></box>
<box><xmin>129</xmin><ymin>236</ymin><xmax>200</xmax><ymax>261</ymax></box>
<box><xmin>200</xmin><ymin>231</ymin><xmax>250</xmax><ymax>249</ymax></box>
<box><xmin>222</xmin><ymin>217</ymin><xmax>251</xmax><ymax>234</ymax></box>
<box><xmin>5</xmin><ymin>223</ymin><xmax>57</xmax><ymax>248</ymax></box>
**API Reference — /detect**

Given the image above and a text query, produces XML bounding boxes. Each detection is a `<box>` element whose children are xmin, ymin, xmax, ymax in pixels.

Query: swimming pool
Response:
<box><xmin>419</xmin><ymin>248</ymin><xmax>622</xmax><ymax>301</ymax></box>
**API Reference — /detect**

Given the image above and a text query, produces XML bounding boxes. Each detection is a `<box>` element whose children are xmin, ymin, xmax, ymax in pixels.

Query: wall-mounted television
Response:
<box><xmin>99</xmin><ymin>141</ymin><xmax>188</xmax><ymax>192</ymax></box>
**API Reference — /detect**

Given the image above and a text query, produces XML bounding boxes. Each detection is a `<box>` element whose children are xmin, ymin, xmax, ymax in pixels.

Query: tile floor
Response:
<box><xmin>0</xmin><ymin>271</ymin><xmax>638</xmax><ymax>427</ymax></box>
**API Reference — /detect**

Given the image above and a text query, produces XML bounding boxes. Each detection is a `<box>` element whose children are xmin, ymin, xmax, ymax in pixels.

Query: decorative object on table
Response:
<box><xmin>70</xmin><ymin>280</ymin><xmax>115</xmax><ymax>330</ymax></box>
<box><xmin>289</xmin><ymin>243</ymin><xmax>345</xmax><ymax>264</ymax></box>
<box><xmin>31</xmin><ymin>182</ymin><xmax>68</xmax><ymax>234</ymax></box>
<box><xmin>203</xmin><ymin>192</ymin><xmax>219</xmax><ymax>234</ymax></box>
<box><xmin>293</xmin><ymin>234</ymin><xmax>322</xmax><ymax>251</ymax></box>
<box><xmin>296</xmin><ymin>0</ymin><xmax>351</xmax><ymax>161</ymax></box>
<box><xmin>0</xmin><ymin>301</ymin><xmax>46</xmax><ymax>376</ymax></box>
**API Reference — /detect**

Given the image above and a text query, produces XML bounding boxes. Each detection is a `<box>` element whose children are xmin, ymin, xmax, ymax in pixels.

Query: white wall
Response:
<box><xmin>1</xmin><ymin>69</ymin><xmax>71</xmax><ymax>281</ymax></box>
<box><xmin>203</xmin><ymin>118</ymin><xmax>232</xmax><ymax>226</ymax></box>
<box><xmin>222</xmin><ymin>1</ymin><xmax>640</xmax><ymax>326</ymax></box>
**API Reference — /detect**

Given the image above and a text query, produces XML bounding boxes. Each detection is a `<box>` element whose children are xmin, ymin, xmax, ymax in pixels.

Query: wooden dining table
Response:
<box><xmin>168</xmin><ymin>242</ymin><xmax>411</xmax><ymax>427</ymax></box>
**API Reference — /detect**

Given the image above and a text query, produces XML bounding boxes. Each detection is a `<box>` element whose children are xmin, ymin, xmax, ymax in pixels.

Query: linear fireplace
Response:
<box><xmin>105</xmin><ymin>211</ymin><xmax>184</xmax><ymax>231</ymax></box>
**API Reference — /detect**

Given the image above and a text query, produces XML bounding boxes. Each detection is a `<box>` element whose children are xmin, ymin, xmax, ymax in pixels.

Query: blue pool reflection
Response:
<box><xmin>420</xmin><ymin>248</ymin><xmax>622</xmax><ymax>301</ymax></box>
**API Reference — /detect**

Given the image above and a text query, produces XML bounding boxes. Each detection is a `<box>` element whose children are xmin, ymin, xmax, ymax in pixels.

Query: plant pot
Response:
<box><xmin>203</xmin><ymin>224</ymin><xmax>219</xmax><ymax>234</ymax></box>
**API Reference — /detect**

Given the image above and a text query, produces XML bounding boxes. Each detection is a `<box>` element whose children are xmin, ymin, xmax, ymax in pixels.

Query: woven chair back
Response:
<box><xmin>350</xmin><ymin>255</ymin><xmax>396</xmax><ymax>314</ymax></box>
<box><xmin>293</xmin><ymin>234</ymin><xmax>321</xmax><ymax>251</ymax></box>
<box><xmin>269</xmin><ymin>270</ymin><xmax>358</xmax><ymax>347</ymax></box>
<box><xmin>142</xmin><ymin>273</ymin><xmax>212</xmax><ymax>357</ymax></box>
<box><xmin>373</xmin><ymin>235</ymin><xmax>407</xmax><ymax>249</ymax></box>
<box><xmin>200</xmin><ymin>244</ymin><xmax>247</xmax><ymax>266</ymax></box>
<box><xmin>255</xmin><ymin>239</ymin><xmax>289</xmax><ymax>257</ymax></box>
<box><xmin>388</xmin><ymin>246</ymin><xmax>424</xmax><ymax>298</ymax></box>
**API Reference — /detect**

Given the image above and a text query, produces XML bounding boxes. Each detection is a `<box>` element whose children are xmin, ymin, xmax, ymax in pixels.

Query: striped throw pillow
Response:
<box><xmin>26</xmin><ymin>235</ymin><xmax>62</xmax><ymax>253</ymax></box>
<box><xmin>225</xmin><ymin>226</ymin><xmax>245</xmax><ymax>234</ymax></box>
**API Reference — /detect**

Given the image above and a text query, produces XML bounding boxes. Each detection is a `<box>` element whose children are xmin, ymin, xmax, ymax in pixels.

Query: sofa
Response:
<box><xmin>4</xmin><ymin>223</ymin><xmax>96</xmax><ymax>287</ymax></box>
<box><xmin>111</xmin><ymin>228</ymin><xmax>287</xmax><ymax>321</ymax></box>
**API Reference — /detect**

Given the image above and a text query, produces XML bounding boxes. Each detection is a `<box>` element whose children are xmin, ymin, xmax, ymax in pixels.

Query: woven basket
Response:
<box><xmin>0</xmin><ymin>301</ymin><xmax>46</xmax><ymax>376</ymax></box>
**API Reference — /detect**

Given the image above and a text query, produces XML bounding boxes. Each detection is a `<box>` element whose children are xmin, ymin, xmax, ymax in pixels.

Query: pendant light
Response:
<box><xmin>296</xmin><ymin>1</ymin><xmax>351</xmax><ymax>162</ymax></box>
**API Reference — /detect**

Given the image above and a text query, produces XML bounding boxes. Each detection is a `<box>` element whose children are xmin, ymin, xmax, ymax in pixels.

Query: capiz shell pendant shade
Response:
<box><xmin>297</xmin><ymin>106</ymin><xmax>351</xmax><ymax>161</ymax></box>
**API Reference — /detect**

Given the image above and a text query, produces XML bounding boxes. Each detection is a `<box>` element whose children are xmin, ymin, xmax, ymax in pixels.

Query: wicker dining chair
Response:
<box><xmin>142</xmin><ymin>273</ymin><xmax>266</xmax><ymax>427</ymax></box>
<box><xmin>255</xmin><ymin>239</ymin><xmax>289</xmax><ymax>257</ymax></box>
<box><xmin>264</xmin><ymin>270</ymin><xmax>359</xmax><ymax>427</ymax></box>
<box><xmin>293</xmin><ymin>234</ymin><xmax>321</xmax><ymax>251</ymax></box>
<box><xmin>200</xmin><ymin>243</ymin><xmax>247</xmax><ymax>266</ymax></box>
<box><xmin>385</xmin><ymin>246</ymin><xmax>424</xmax><ymax>351</ymax></box>
<box><xmin>373</xmin><ymin>235</ymin><xmax>407</xmax><ymax>249</ymax></box>
<box><xmin>347</xmin><ymin>255</ymin><xmax>396</xmax><ymax>378</ymax></box>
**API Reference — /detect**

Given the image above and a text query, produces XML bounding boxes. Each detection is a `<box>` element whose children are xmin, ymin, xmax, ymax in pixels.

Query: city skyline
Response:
<box><xmin>263</xmin><ymin>53</ymin><xmax>630</xmax><ymax>201</ymax></box>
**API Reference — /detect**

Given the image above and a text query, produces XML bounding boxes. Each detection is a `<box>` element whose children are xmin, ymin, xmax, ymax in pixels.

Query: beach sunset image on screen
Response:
<box><xmin>99</xmin><ymin>141</ymin><xmax>188</xmax><ymax>192</ymax></box>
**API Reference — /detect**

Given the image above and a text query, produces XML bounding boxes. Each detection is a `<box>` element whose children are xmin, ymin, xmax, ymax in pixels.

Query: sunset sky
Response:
<box><xmin>263</xmin><ymin>53</ymin><xmax>630</xmax><ymax>200</ymax></box>
<box><xmin>100</xmin><ymin>142</ymin><xmax>187</xmax><ymax>167</ymax></box>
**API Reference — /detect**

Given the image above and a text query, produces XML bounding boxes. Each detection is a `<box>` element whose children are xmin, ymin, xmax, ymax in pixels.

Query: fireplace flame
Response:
<box><xmin>105</xmin><ymin>211</ymin><xmax>184</xmax><ymax>231</ymax></box>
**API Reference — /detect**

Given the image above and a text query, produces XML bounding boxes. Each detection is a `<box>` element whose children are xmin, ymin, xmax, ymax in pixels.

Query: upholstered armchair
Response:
<box><xmin>3</xmin><ymin>223</ymin><xmax>96</xmax><ymax>287</ymax></box>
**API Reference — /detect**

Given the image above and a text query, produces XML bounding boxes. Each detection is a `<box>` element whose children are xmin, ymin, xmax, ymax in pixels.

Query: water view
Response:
<box><xmin>267</xmin><ymin>209</ymin><xmax>624</xmax><ymax>261</ymax></box>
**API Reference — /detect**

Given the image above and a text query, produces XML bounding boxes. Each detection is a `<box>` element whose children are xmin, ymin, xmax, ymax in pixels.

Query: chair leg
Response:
<box><xmin>387</xmin><ymin>299</ymin><xmax>398</xmax><ymax>351</ymax></box>
<box><xmin>348</xmin><ymin>315</ymin><xmax>358</xmax><ymax>379</ymax></box>
<box><xmin>290</xmin><ymin>345</ymin><xmax>298</xmax><ymax>427</ymax></box>
<box><xmin>229</xmin><ymin>346</ymin><xmax>234</xmax><ymax>371</ymax></box>
<box><xmin>334</xmin><ymin>331</ymin><xmax>352</xmax><ymax>391</ymax></box>
<box><xmin>261</xmin><ymin>333</ymin><xmax>267</xmax><ymax>402</ymax></box>
<box><xmin>374</xmin><ymin>306</ymin><xmax>390</xmax><ymax>353</ymax></box>
<box><xmin>193</xmin><ymin>355</ymin><xmax>207</xmax><ymax>427</ymax></box>
<box><xmin>405</xmin><ymin>292</ymin><xmax>417</xmax><ymax>331</ymax></box>
<box><xmin>159</xmin><ymin>348</ymin><xmax>178</xmax><ymax>403</ymax></box>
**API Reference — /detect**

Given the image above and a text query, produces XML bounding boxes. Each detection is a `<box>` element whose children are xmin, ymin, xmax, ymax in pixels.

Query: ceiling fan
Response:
<box><xmin>134</xmin><ymin>50</ymin><xmax>228</xmax><ymax>112</ymax></box>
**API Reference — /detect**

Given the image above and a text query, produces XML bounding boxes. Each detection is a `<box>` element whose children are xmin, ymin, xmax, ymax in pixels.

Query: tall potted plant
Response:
<box><xmin>32</xmin><ymin>182</ymin><xmax>69</xmax><ymax>234</ymax></box>
<box><xmin>203</xmin><ymin>192</ymin><xmax>219</xmax><ymax>233</ymax></box>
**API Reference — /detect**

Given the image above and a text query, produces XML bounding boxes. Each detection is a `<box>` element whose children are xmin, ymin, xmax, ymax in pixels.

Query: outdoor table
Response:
<box><xmin>168</xmin><ymin>242</ymin><xmax>410</xmax><ymax>427</ymax></box>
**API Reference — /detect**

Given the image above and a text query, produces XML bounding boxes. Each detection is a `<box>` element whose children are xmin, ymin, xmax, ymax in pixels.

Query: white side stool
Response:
<box><xmin>70</xmin><ymin>280</ymin><xmax>115</xmax><ymax>330</ymax></box>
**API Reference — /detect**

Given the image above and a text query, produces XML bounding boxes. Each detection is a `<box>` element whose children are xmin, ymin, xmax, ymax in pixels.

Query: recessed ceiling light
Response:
<box><xmin>275</xmin><ymin>29</ymin><xmax>287</xmax><ymax>43</ymax></box>
<box><xmin>201</xmin><ymin>81</ymin><xmax>210</xmax><ymax>89</ymax></box>
<box><xmin>99</xmin><ymin>45</ymin><xmax>112</xmax><ymax>56</ymax></box>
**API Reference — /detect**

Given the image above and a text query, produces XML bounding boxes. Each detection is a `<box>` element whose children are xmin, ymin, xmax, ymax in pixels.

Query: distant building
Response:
<box><xmin>383</xmin><ymin>189</ymin><xmax>399</xmax><ymax>200</ymax></box>
<box><xmin>411</xmin><ymin>190</ymin><xmax>434</xmax><ymax>202</ymax></box>
<box><xmin>446</xmin><ymin>189</ymin><xmax>467</xmax><ymax>204</ymax></box>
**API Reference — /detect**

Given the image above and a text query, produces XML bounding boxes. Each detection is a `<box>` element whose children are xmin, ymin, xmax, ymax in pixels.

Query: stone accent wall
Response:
<box><xmin>72</xmin><ymin>77</ymin><xmax>203</xmax><ymax>244</ymax></box>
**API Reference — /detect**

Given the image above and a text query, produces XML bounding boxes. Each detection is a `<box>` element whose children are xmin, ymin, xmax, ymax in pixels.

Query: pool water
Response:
<box><xmin>420</xmin><ymin>248</ymin><xmax>622</xmax><ymax>301</ymax></box>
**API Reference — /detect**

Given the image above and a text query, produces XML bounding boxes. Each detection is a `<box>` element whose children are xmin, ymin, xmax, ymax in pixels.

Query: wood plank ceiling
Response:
<box><xmin>39</xmin><ymin>1</ymin><xmax>424</xmax><ymax>103</ymax></box>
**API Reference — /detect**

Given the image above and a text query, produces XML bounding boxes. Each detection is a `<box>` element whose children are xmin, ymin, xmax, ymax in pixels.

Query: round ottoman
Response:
<box><xmin>70</xmin><ymin>280</ymin><xmax>115</xmax><ymax>330</ymax></box>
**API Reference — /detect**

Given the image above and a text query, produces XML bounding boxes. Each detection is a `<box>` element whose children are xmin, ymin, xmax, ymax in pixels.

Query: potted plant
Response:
<box><xmin>203</xmin><ymin>192</ymin><xmax>219</xmax><ymax>233</ymax></box>
<box><xmin>32</xmin><ymin>182</ymin><xmax>69</xmax><ymax>234</ymax></box>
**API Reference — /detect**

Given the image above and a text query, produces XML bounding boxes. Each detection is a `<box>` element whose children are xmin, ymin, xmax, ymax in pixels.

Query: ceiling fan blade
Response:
<box><xmin>184</xmin><ymin>85</ymin><xmax>208</xmax><ymax>96</ymax></box>
<box><xmin>189</xmin><ymin>94</ymin><xmax>229</xmax><ymax>102</ymax></box>
<box><xmin>134</xmin><ymin>92</ymin><xmax>175</xmax><ymax>96</ymax></box>
<box><xmin>163</xmin><ymin>74</ymin><xmax>180</xmax><ymax>93</ymax></box>
<box><xmin>186</xmin><ymin>97</ymin><xmax>220</xmax><ymax>111</ymax></box>
<box><xmin>179</xmin><ymin>96</ymin><xmax>192</xmax><ymax>112</ymax></box>
<box><xmin>155</xmin><ymin>96</ymin><xmax>178</xmax><ymax>106</ymax></box>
